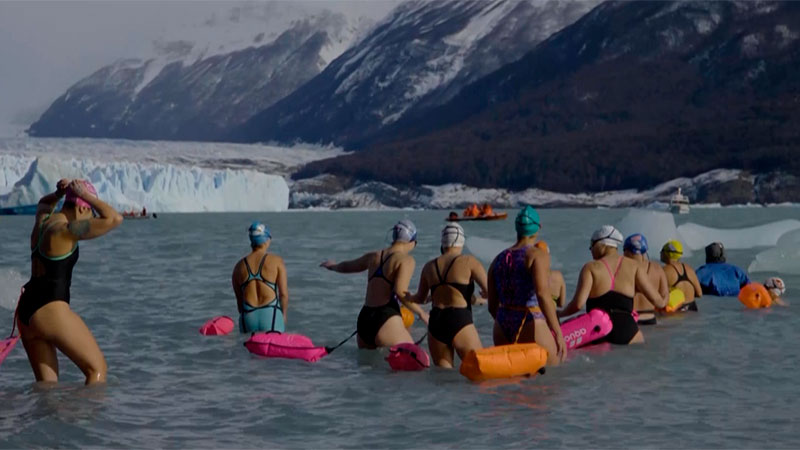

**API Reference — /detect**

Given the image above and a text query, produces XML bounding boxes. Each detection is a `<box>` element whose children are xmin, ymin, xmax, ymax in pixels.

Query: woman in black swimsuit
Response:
<box><xmin>18</xmin><ymin>179</ymin><xmax>122</xmax><ymax>384</ymax></box>
<box><xmin>406</xmin><ymin>224</ymin><xmax>488</xmax><ymax>368</ymax></box>
<box><xmin>321</xmin><ymin>220</ymin><xmax>428</xmax><ymax>349</ymax></box>
<box><xmin>660</xmin><ymin>241</ymin><xmax>703</xmax><ymax>311</ymax></box>
<box><xmin>561</xmin><ymin>226</ymin><xmax>666</xmax><ymax>345</ymax></box>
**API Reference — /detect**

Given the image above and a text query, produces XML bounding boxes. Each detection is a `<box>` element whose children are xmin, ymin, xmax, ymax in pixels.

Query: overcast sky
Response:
<box><xmin>0</xmin><ymin>1</ymin><xmax>399</xmax><ymax>137</ymax></box>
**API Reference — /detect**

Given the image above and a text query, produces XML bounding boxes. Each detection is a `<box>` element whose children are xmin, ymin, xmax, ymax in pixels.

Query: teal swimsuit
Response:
<box><xmin>239</xmin><ymin>254</ymin><xmax>284</xmax><ymax>333</ymax></box>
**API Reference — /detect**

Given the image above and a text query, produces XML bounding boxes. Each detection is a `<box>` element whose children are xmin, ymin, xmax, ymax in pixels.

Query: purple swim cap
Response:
<box><xmin>64</xmin><ymin>180</ymin><xmax>98</xmax><ymax>209</ymax></box>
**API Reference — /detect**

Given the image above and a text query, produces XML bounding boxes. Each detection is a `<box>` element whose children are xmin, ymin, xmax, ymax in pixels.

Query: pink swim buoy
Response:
<box><xmin>558</xmin><ymin>309</ymin><xmax>613</xmax><ymax>349</ymax></box>
<box><xmin>199</xmin><ymin>316</ymin><xmax>235</xmax><ymax>336</ymax></box>
<box><xmin>244</xmin><ymin>332</ymin><xmax>330</xmax><ymax>362</ymax></box>
<box><xmin>386</xmin><ymin>343</ymin><xmax>430</xmax><ymax>371</ymax></box>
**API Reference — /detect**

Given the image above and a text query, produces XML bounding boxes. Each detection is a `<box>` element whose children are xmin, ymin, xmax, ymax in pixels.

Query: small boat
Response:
<box><xmin>669</xmin><ymin>188</ymin><xmax>690</xmax><ymax>214</ymax></box>
<box><xmin>446</xmin><ymin>212</ymin><xmax>508</xmax><ymax>222</ymax></box>
<box><xmin>123</xmin><ymin>213</ymin><xmax>157</xmax><ymax>220</ymax></box>
<box><xmin>0</xmin><ymin>204</ymin><xmax>38</xmax><ymax>215</ymax></box>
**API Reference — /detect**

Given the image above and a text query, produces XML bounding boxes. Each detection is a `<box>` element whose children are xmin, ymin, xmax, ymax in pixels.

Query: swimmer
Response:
<box><xmin>623</xmin><ymin>234</ymin><xmax>668</xmax><ymax>325</ymax></box>
<box><xmin>764</xmin><ymin>277</ymin><xmax>788</xmax><ymax>306</ymax></box>
<box><xmin>17</xmin><ymin>179</ymin><xmax>123</xmax><ymax>385</ymax></box>
<box><xmin>488</xmin><ymin>206</ymin><xmax>566</xmax><ymax>365</ymax></box>
<box><xmin>534</xmin><ymin>241</ymin><xmax>566</xmax><ymax>308</ymax></box>
<box><xmin>696</xmin><ymin>242</ymin><xmax>750</xmax><ymax>296</ymax></box>
<box><xmin>321</xmin><ymin>220</ymin><xmax>428</xmax><ymax>349</ymax></box>
<box><xmin>405</xmin><ymin>223</ymin><xmax>488</xmax><ymax>368</ymax></box>
<box><xmin>232</xmin><ymin>222</ymin><xmax>289</xmax><ymax>333</ymax></box>
<box><xmin>660</xmin><ymin>241</ymin><xmax>703</xmax><ymax>310</ymax></box>
<box><xmin>561</xmin><ymin>226</ymin><xmax>667</xmax><ymax>345</ymax></box>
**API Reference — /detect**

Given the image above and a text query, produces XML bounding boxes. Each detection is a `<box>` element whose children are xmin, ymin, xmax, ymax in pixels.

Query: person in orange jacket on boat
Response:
<box><xmin>481</xmin><ymin>203</ymin><xmax>494</xmax><ymax>217</ymax></box>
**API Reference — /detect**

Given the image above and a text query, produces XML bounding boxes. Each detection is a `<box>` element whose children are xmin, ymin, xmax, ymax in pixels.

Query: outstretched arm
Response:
<box><xmin>394</xmin><ymin>257</ymin><xmax>427</xmax><ymax>324</ymax></box>
<box><xmin>636</xmin><ymin>266</ymin><xmax>667</xmax><ymax>308</ymax></box>
<box><xmin>320</xmin><ymin>252</ymin><xmax>372</xmax><ymax>273</ymax></box>
<box><xmin>471</xmin><ymin>256</ymin><xmax>489</xmax><ymax>299</ymax></box>
<box><xmin>64</xmin><ymin>180</ymin><xmax>123</xmax><ymax>241</ymax></box>
<box><xmin>405</xmin><ymin>262</ymin><xmax>431</xmax><ymax>304</ymax></box>
<box><xmin>561</xmin><ymin>264</ymin><xmax>593</xmax><ymax>317</ymax></box>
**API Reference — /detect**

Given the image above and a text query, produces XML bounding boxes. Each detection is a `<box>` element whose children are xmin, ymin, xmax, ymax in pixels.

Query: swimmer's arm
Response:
<box><xmin>561</xmin><ymin>265</ymin><xmax>592</xmax><ymax>317</ymax></box>
<box><xmin>687</xmin><ymin>267</ymin><xmax>703</xmax><ymax>298</ymax></box>
<box><xmin>774</xmin><ymin>298</ymin><xmax>789</xmax><ymax>306</ymax></box>
<box><xmin>321</xmin><ymin>253</ymin><xmax>371</xmax><ymax>273</ymax></box>
<box><xmin>471</xmin><ymin>256</ymin><xmax>489</xmax><ymax>300</ymax></box>
<box><xmin>232</xmin><ymin>266</ymin><xmax>244</xmax><ymax>314</ymax></box>
<box><xmin>554</xmin><ymin>271</ymin><xmax>566</xmax><ymax>308</ymax></box>
<box><xmin>395</xmin><ymin>258</ymin><xmax>428</xmax><ymax>323</ymax></box>
<box><xmin>487</xmin><ymin>260</ymin><xmax>498</xmax><ymax>318</ymax></box>
<box><xmin>277</xmin><ymin>257</ymin><xmax>289</xmax><ymax>321</ymax></box>
<box><xmin>34</xmin><ymin>179</ymin><xmax>70</xmax><ymax>225</ymax></box>
<box><xmin>657</xmin><ymin>268</ymin><xmax>669</xmax><ymax>301</ymax></box>
<box><xmin>636</xmin><ymin>265</ymin><xmax>667</xmax><ymax>308</ymax></box>
<box><xmin>65</xmin><ymin>193</ymin><xmax>123</xmax><ymax>241</ymax></box>
<box><xmin>405</xmin><ymin>262</ymin><xmax>431</xmax><ymax>304</ymax></box>
<box><xmin>534</xmin><ymin>253</ymin><xmax>560</xmax><ymax>333</ymax></box>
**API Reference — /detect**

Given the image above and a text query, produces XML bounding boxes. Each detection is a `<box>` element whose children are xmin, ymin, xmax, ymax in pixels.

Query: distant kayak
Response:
<box><xmin>446</xmin><ymin>213</ymin><xmax>507</xmax><ymax>222</ymax></box>
<box><xmin>0</xmin><ymin>204</ymin><xmax>38</xmax><ymax>215</ymax></box>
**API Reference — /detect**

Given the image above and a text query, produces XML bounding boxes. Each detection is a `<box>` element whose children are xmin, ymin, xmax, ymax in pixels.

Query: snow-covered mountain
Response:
<box><xmin>27</xmin><ymin>3</ymin><xmax>378</xmax><ymax>141</ymax></box>
<box><xmin>234</xmin><ymin>0</ymin><xmax>599</xmax><ymax>147</ymax></box>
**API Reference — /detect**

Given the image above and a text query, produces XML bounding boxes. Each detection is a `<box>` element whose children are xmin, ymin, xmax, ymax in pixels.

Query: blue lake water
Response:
<box><xmin>1</xmin><ymin>209</ymin><xmax>798</xmax><ymax>448</ymax></box>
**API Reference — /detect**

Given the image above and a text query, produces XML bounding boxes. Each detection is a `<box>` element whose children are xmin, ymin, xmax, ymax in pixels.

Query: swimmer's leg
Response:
<box><xmin>20</xmin><ymin>322</ymin><xmax>59</xmax><ymax>383</ymax></box>
<box><xmin>32</xmin><ymin>302</ymin><xmax>107</xmax><ymax>385</ymax></box>
<box><xmin>374</xmin><ymin>316</ymin><xmax>413</xmax><ymax>348</ymax></box>
<box><xmin>533</xmin><ymin>319</ymin><xmax>560</xmax><ymax>366</ymax></box>
<box><xmin>628</xmin><ymin>330</ymin><xmax>645</xmax><ymax>344</ymax></box>
<box><xmin>452</xmin><ymin>324</ymin><xmax>482</xmax><ymax>362</ymax></box>
<box><xmin>428</xmin><ymin>334</ymin><xmax>454</xmax><ymax>368</ymax></box>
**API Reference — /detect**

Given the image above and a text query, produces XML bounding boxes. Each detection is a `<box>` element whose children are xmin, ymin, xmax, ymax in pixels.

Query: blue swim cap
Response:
<box><xmin>623</xmin><ymin>233</ymin><xmax>648</xmax><ymax>255</ymax></box>
<box><xmin>248</xmin><ymin>221</ymin><xmax>271</xmax><ymax>245</ymax></box>
<box><xmin>515</xmin><ymin>206</ymin><xmax>541</xmax><ymax>237</ymax></box>
<box><xmin>392</xmin><ymin>219</ymin><xmax>417</xmax><ymax>243</ymax></box>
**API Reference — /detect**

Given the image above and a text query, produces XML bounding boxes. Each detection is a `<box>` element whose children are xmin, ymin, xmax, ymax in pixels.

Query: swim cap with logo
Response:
<box><xmin>590</xmin><ymin>225</ymin><xmax>624</xmax><ymax>249</ymax></box>
<box><xmin>248</xmin><ymin>221</ymin><xmax>271</xmax><ymax>245</ymax></box>
<box><xmin>623</xmin><ymin>233</ymin><xmax>649</xmax><ymax>255</ymax></box>
<box><xmin>392</xmin><ymin>219</ymin><xmax>417</xmax><ymax>243</ymax></box>
<box><xmin>441</xmin><ymin>223</ymin><xmax>465</xmax><ymax>248</ymax></box>
<box><xmin>515</xmin><ymin>206</ymin><xmax>541</xmax><ymax>237</ymax></box>
<box><xmin>661</xmin><ymin>240</ymin><xmax>684</xmax><ymax>259</ymax></box>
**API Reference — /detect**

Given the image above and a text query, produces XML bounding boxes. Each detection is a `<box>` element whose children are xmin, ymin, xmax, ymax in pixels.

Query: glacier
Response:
<box><xmin>0</xmin><ymin>138</ymin><xmax>344</xmax><ymax>213</ymax></box>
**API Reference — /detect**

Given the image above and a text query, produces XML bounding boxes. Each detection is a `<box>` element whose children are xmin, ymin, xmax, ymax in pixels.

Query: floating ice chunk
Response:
<box><xmin>748</xmin><ymin>229</ymin><xmax>800</xmax><ymax>274</ymax></box>
<box><xmin>467</xmin><ymin>236</ymin><xmax>510</xmax><ymax>265</ymax></box>
<box><xmin>615</xmin><ymin>209</ymin><xmax>691</xmax><ymax>258</ymax></box>
<box><xmin>677</xmin><ymin>220</ymin><xmax>800</xmax><ymax>250</ymax></box>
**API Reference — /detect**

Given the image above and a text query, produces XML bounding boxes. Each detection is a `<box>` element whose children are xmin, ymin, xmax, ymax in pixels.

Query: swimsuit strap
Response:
<box><xmin>599</xmin><ymin>256</ymin><xmax>624</xmax><ymax>290</ymax></box>
<box><xmin>240</xmin><ymin>253</ymin><xmax>277</xmax><ymax>293</ymax></box>
<box><xmin>671</xmin><ymin>263</ymin><xmax>691</xmax><ymax>287</ymax></box>
<box><xmin>32</xmin><ymin>214</ymin><xmax>78</xmax><ymax>260</ymax></box>
<box><xmin>369</xmin><ymin>251</ymin><xmax>395</xmax><ymax>286</ymax></box>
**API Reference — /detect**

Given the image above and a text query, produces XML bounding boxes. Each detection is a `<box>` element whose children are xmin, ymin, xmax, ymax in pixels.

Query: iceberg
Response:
<box><xmin>748</xmin><ymin>229</ymin><xmax>800</xmax><ymax>275</ymax></box>
<box><xmin>676</xmin><ymin>220</ymin><xmax>800</xmax><ymax>250</ymax></box>
<box><xmin>615</xmin><ymin>209</ymin><xmax>691</xmax><ymax>258</ymax></box>
<box><xmin>0</xmin><ymin>155</ymin><xmax>289</xmax><ymax>213</ymax></box>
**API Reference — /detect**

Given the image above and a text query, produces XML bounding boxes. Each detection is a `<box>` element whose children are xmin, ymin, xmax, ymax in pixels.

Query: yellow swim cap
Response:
<box><xmin>661</xmin><ymin>240</ymin><xmax>683</xmax><ymax>259</ymax></box>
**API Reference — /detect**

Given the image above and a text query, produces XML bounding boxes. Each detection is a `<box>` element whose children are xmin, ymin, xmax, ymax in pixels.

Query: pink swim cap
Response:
<box><xmin>64</xmin><ymin>180</ymin><xmax>98</xmax><ymax>209</ymax></box>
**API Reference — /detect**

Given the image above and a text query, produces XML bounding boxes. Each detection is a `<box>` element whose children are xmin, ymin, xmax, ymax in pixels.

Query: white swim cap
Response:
<box><xmin>764</xmin><ymin>277</ymin><xmax>786</xmax><ymax>296</ymax></box>
<box><xmin>441</xmin><ymin>223</ymin><xmax>465</xmax><ymax>248</ymax></box>
<box><xmin>392</xmin><ymin>219</ymin><xmax>417</xmax><ymax>243</ymax></box>
<box><xmin>591</xmin><ymin>225</ymin><xmax>624</xmax><ymax>249</ymax></box>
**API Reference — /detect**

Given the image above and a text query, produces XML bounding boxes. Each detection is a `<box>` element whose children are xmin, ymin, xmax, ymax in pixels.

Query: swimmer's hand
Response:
<box><xmin>68</xmin><ymin>179</ymin><xmax>91</xmax><ymax>198</ymax></box>
<box><xmin>320</xmin><ymin>260</ymin><xmax>337</xmax><ymax>271</ymax></box>
<box><xmin>418</xmin><ymin>310</ymin><xmax>429</xmax><ymax>326</ymax></box>
<box><xmin>555</xmin><ymin>333</ymin><xmax>567</xmax><ymax>362</ymax></box>
<box><xmin>478</xmin><ymin>288</ymin><xmax>488</xmax><ymax>299</ymax></box>
<box><xmin>471</xmin><ymin>295</ymin><xmax>487</xmax><ymax>306</ymax></box>
<box><xmin>56</xmin><ymin>178</ymin><xmax>71</xmax><ymax>195</ymax></box>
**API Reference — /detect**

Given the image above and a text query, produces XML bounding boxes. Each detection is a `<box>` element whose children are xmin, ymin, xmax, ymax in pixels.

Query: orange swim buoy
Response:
<box><xmin>401</xmin><ymin>306</ymin><xmax>414</xmax><ymax>328</ymax></box>
<box><xmin>459</xmin><ymin>343</ymin><xmax>548</xmax><ymax>382</ymax></box>
<box><xmin>738</xmin><ymin>283</ymin><xmax>772</xmax><ymax>309</ymax></box>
